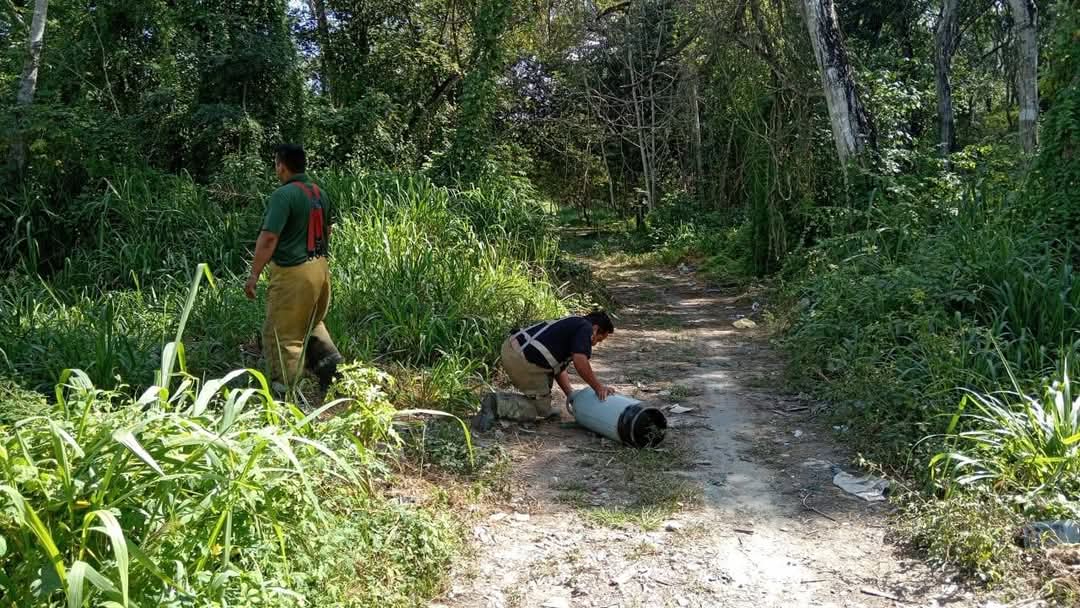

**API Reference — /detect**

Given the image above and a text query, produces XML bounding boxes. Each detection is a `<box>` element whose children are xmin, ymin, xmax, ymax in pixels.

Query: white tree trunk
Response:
<box><xmin>935</xmin><ymin>0</ymin><xmax>960</xmax><ymax>157</ymax></box>
<box><xmin>686</xmin><ymin>61</ymin><xmax>704</xmax><ymax>186</ymax></box>
<box><xmin>800</xmin><ymin>0</ymin><xmax>874</xmax><ymax>165</ymax></box>
<box><xmin>16</xmin><ymin>0</ymin><xmax>48</xmax><ymax>107</ymax></box>
<box><xmin>10</xmin><ymin>0</ymin><xmax>49</xmax><ymax>172</ymax></box>
<box><xmin>625</xmin><ymin>13</ymin><xmax>654</xmax><ymax>217</ymax></box>
<box><xmin>1007</xmin><ymin>0</ymin><xmax>1038</xmax><ymax>153</ymax></box>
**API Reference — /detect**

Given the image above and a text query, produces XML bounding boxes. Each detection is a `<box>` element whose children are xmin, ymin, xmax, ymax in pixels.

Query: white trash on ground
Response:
<box><xmin>831</xmin><ymin>466</ymin><xmax>890</xmax><ymax>502</ymax></box>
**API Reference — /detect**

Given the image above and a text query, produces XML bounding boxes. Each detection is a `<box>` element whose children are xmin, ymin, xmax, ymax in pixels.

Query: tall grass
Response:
<box><xmin>0</xmin><ymin>267</ymin><xmax>464</xmax><ymax>607</ymax></box>
<box><xmin>1</xmin><ymin>169</ymin><xmax>569</xmax><ymax>398</ymax></box>
<box><xmin>777</xmin><ymin>150</ymin><xmax>1080</xmax><ymax>580</ymax></box>
<box><xmin>931</xmin><ymin>369</ymin><xmax>1080</xmax><ymax>511</ymax></box>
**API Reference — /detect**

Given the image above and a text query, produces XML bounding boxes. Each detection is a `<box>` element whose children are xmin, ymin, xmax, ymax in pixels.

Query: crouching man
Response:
<box><xmin>473</xmin><ymin>311</ymin><xmax>615</xmax><ymax>431</ymax></box>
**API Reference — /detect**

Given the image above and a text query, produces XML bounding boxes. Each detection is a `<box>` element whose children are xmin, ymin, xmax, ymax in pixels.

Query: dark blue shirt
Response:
<box><xmin>514</xmin><ymin>316</ymin><xmax>593</xmax><ymax>371</ymax></box>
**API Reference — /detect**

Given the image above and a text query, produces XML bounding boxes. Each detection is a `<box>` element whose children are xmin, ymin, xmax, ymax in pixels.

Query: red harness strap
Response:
<box><xmin>293</xmin><ymin>181</ymin><xmax>327</xmax><ymax>257</ymax></box>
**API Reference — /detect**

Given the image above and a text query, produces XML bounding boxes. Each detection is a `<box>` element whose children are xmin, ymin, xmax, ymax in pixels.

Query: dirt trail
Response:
<box><xmin>433</xmin><ymin>260</ymin><xmax>995</xmax><ymax>608</ymax></box>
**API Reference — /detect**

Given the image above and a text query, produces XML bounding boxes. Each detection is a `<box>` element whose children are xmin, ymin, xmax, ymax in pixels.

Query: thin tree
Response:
<box><xmin>935</xmin><ymin>0</ymin><xmax>961</xmax><ymax>157</ymax></box>
<box><xmin>308</xmin><ymin>0</ymin><xmax>336</xmax><ymax>103</ymax></box>
<box><xmin>799</xmin><ymin>0</ymin><xmax>874</xmax><ymax>165</ymax></box>
<box><xmin>9</xmin><ymin>0</ymin><xmax>49</xmax><ymax>173</ymax></box>
<box><xmin>1007</xmin><ymin>0</ymin><xmax>1038</xmax><ymax>153</ymax></box>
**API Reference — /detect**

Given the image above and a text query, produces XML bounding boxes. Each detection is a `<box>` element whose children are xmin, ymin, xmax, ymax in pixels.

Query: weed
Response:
<box><xmin>930</xmin><ymin>371</ymin><xmax>1080</xmax><ymax>504</ymax></box>
<box><xmin>570</xmin><ymin>445</ymin><xmax>701</xmax><ymax>531</ymax></box>
<box><xmin>668</xmin><ymin>384</ymin><xmax>701</xmax><ymax>401</ymax></box>
<box><xmin>0</xmin><ymin>267</ymin><xmax>470</xmax><ymax>607</ymax></box>
<box><xmin>584</xmin><ymin>506</ymin><xmax>670</xmax><ymax>531</ymax></box>
<box><xmin>554</xmin><ymin>480</ymin><xmax>592</xmax><ymax>507</ymax></box>
<box><xmin>896</xmin><ymin>490</ymin><xmax>1023</xmax><ymax>585</ymax></box>
<box><xmin>626</xmin><ymin>540</ymin><xmax>662</xmax><ymax>560</ymax></box>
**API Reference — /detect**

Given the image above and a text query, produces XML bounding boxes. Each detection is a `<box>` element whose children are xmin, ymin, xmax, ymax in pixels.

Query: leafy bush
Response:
<box><xmin>1</xmin><ymin>170</ymin><xmax>568</xmax><ymax>403</ymax></box>
<box><xmin>777</xmin><ymin>136</ymin><xmax>1080</xmax><ymax>582</ymax></box>
<box><xmin>932</xmin><ymin>372</ymin><xmax>1080</xmax><ymax>513</ymax></box>
<box><xmin>896</xmin><ymin>490</ymin><xmax>1023</xmax><ymax>583</ymax></box>
<box><xmin>0</xmin><ymin>364</ymin><xmax>460</xmax><ymax>607</ymax></box>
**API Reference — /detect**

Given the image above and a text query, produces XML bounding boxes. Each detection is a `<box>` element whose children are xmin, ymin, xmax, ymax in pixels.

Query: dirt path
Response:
<box><xmin>433</xmin><ymin>259</ymin><xmax>994</xmax><ymax>608</ymax></box>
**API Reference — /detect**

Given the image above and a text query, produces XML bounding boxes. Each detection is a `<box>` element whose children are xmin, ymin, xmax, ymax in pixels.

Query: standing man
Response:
<box><xmin>473</xmin><ymin>311</ymin><xmax>616</xmax><ymax>431</ymax></box>
<box><xmin>244</xmin><ymin>144</ymin><xmax>343</xmax><ymax>391</ymax></box>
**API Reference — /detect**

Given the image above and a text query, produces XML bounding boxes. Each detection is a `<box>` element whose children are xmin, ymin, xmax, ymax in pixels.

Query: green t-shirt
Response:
<box><xmin>261</xmin><ymin>174</ymin><xmax>334</xmax><ymax>267</ymax></box>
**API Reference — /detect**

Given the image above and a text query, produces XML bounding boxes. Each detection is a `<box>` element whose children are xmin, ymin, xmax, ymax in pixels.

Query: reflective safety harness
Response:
<box><xmin>511</xmin><ymin>321</ymin><xmax>569</xmax><ymax>373</ymax></box>
<box><xmin>292</xmin><ymin>181</ymin><xmax>328</xmax><ymax>258</ymax></box>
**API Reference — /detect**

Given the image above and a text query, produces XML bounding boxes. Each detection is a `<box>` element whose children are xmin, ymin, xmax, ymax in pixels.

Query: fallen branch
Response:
<box><xmin>860</xmin><ymin>587</ymin><xmax>901</xmax><ymax>602</ymax></box>
<box><xmin>801</xmin><ymin>493</ymin><xmax>839</xmax><ymax>523</ymax></box>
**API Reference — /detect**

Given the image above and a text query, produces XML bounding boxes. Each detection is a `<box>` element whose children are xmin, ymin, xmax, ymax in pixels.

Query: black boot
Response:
<box><xmin>471</xmin><ymin>393</ymin><xmax>498</xmax><ymax>433</ymax></box>
<box><xmin>314</xmin><ymin>359</ymin><xmax>341</xmax><ymax>393</ymax></box>
<box><xmin>305</xmin><ymin>335</ymin><xmax>344</xmax><ymax>393</ymax></box>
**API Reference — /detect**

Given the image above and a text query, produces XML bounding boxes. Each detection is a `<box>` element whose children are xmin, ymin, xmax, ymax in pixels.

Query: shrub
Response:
<box><xmin>1</xmin><ymin>170</ymin><xmax>569</xmax><ymax>405</ymax></box>
<box><xmin>896</xmin><ymin>490</ymin><xmax>1023</xmax><ymax>583</ymax></box>
<box><xmin>0</xmin><ymin>363</ymin><xmax>461</xmax><ymax>607</ymax></box>
<box><xmin>0</xmin><ymin>263</ymin><xmax>464</xmax><ymax>608</ymax></box>
<box><xmin>931</xmin><ymin>370</ymin><xmax>1080</xmax><ymax>510</ymax></box>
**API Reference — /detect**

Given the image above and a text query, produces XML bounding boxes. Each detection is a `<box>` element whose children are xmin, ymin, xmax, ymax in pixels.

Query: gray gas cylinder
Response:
<box><xmin>569</xmin><ymin>388</ymin><xmax>667</xmax><ymax>447</ymax></box>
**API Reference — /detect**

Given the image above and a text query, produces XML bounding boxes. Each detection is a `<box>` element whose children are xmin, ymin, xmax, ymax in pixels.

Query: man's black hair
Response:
<box><xmin>274</xmin><ymin>143</ymin><xmax>306</xmax><ymax>174</ymax></box>
<box><xmin>585</xmin><ymin>310</ymin><xmax>615</xmax><ymax>334</ymax></box>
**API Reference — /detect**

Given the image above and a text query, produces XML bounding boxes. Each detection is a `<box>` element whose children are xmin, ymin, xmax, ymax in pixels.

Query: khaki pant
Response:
<box><xmin>494</xmin><ymin>336</ymin><xmax>558</xmax><ymax>420</ymax></box>
<box><xmin>262</xmin><ymin>257</ymin><xmax>338</xmax><ymax>384</ymax></box>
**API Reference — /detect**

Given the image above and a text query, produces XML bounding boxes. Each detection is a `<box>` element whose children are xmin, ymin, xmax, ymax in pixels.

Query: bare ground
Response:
<box><xmin>432</xmin><ymin>258</ymin><xmax>1018</xmax><ymax>608</ymax></box>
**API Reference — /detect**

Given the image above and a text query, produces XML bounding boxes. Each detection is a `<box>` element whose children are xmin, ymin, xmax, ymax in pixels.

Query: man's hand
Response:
<box><xmin>246</xmin><ymin>230</ymin><xmax>279</xmax><ymax>301</ymax></box>
<box><xmin>244</xmin><ymin>274</ymin><xmax>259</xmax><ymax>300</ymax></box>
<box><xmin>595</xmin><ymin>385</ymin><xmax>614</xmax><ymax>401</ymax></box>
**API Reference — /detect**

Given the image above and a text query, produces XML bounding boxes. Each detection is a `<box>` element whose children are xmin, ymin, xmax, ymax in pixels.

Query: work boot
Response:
<box><xmin>314</xmin><ymin>360</ymin><xmax>341</xmax><ymax>393</ymax></box>
<box><xmin>306</xmin><ymin>335</ymin><xmax>344</xmax><ymax>393</ymax></box>
<box><xmin>471</xmin><ymin>393</ymin><xmax>498</xmax><ymax>433</ymax></box>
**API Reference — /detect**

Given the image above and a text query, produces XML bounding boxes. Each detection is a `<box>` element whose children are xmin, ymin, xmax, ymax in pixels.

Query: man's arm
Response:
<box><xmin>571</xmin><ymin>353</ymin><xmax>612</xmax><ymax>400</ymax></box>
<box><xmin>555</xmin><ymin>369</ymin><xmax>574</xmax><ymax>402</ymax></box>
<box><xmin>244</xmin><ymin>230</ymin><xmax>279</xmax><ymax>300</ymax></box>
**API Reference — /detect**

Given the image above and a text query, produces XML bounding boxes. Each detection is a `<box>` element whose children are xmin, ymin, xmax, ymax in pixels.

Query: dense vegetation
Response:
<box><xmin>2</xmin><ymin>0</ymin><xmax>1079</xmax><ymax>604</ymax></box>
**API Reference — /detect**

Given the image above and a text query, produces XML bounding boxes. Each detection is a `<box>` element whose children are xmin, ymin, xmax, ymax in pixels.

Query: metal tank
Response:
<box><xmin>569</xmin><ymin>388</ymin><xmax>667</xmax><ymax>448</ymax></box>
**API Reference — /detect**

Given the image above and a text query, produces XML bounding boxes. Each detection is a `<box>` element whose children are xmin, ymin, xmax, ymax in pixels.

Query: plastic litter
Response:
<box><xmin>732</xmin><ymin>318</ymin><xmax>757</xmax><ymax>329</ymax></box>
<box><xmin>1019</xmin><ymin>520</ymin><xmax>1080</xmax><ymax>548</ymax></box>
<box><xmin>831</xmin><ymin>466</ymin><xmax>890</xmax><ymax>502</ymax></box>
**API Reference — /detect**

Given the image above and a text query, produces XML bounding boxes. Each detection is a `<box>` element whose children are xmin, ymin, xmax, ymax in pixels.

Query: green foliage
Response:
<box><xmin>777</xmin><ymin>149</ymin><xmax>1076</xmax><ymax>460</ymax></box>
<box><xmin>896</xmin><ymin>490</ymin><xmax>1023</xmax><ymax>584</ymax></box>
<box><xmin>1033</xmin><ymin>0</ymin><xmax>1080</xmax><ymax>235</ymax></box>
<box><xmin>435</xmin><ymin>0</ymin><xmax>513</xmax><ymax>183</ymax></box>
<box><xmin>1</xmin><ymin>171</ymin><xmax>566</xmax><ymax>397</ymax></box>
<box><xmin>325</xmin><ymin>362</ymin><xmax>400</xmax><ymax>449</ymax></box>
<box><xmin>320</xmin><ymin>172</ymin><xmax>566</xmax><ymax>369</ymax></box>
<box><xmin>0</xmin><ymin>268</ymin><xmax>463</xmax><ymax>606</ymax></box>
<box><xmin>0</xmin><ymin>363</ymin><xmax>461</xmax><ymax>607</ymax></box>
<box><xmin>0</xmin><ymin>378</ymin><xmax>46</xmax><ymax>426</ymax></box>
<box><xmin>931</xmin><ymin>372</ymin><xmax>1080</xmax><ymax>511</ymax></box>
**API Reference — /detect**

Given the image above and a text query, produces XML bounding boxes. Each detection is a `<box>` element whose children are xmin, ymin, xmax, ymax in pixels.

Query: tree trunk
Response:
<box><xmin>1007</xmin><ymin>0</ymin><xmax>1038</xmax><ymax>153</ymax></box>
<box><xmin>625</xmin><ymin>14</ymin><xmax>654</xmax><ymax>215</ymax></box>
<box><xmin>686</xmin><ymin>61</ymin><xmax>704</xmax><ymax>189</ymax></box>
<box><xmin>601</xmin><ymin>139</ymin><xmax>617</xmax><ymax>212</ymax></box>
<box><xmin>10</xmin><ymin>0</ymin><xmax>49</xmax><ymax>173</ymax></box>
<box><xmin>799</xmin><ymin>0</ymin><xmax>874</xmax><ymax>165</ymax></box>
<box><xmin>307</xmin><ymin>0</ymin><xmax>335</xmax><ymax>102</ymax></box>
<box><xmin>934</xmin><ymin>0</ymin><xmax>960</xmax><ymax>157</ymax></box>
